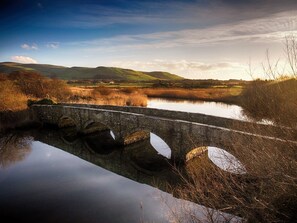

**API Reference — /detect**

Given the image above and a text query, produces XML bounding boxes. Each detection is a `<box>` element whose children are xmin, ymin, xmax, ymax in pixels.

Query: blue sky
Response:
<box><xmin>1</xmin><ymin>0</ymin><xmax>297</xmax><ymax>79</ymax></box>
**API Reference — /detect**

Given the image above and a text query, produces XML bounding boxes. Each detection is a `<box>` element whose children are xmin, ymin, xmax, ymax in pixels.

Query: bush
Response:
<box><xmin>0</xmin><ymin>81</ymin><xmax>27</xmax><ymax>111</ymax></box>
<box><xmin>8</xmin><ymin>71</ymin><xmax>47</xmax><ymax>98</ymax></box>
<box><xmin>241</xmin><ymin>79</ymin><xmax>297</xmax><ymax>127</ymax></box>
<box><xmin>27</xmin><ymin>98</ymin><xmax>56</xmax><ymax>107</ymax></box>
<box><xmin>46</xmin><ymin>79</ymin><xmax>72</xmax><ymax>101</ymax></box>
<box><xmin>93</xmin><ymin>86</ymin><xmax>113</xmax><ymax>96</ymax></box>
<box><xmin>6</xmin><ymin>71</ymin><xmax>72</xmax><ymax>102</ymax></box>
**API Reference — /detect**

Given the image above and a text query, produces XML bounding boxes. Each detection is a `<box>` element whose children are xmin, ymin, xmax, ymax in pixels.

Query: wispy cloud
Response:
<box><xmin>46</xmin><ymin>42</ymin><xmax>59</xmax><ymax>49</ymax></box>
<box><xmin>56</xmin><ymin>0</ymin><xmax>297</xmax><ymax>29</ymax></box>
<box><xmin>72</xmin><ymin>11</ymin><xmax>297</xmax><ymax>53</ymax></box>
<box><xmin>11</xmin><ymin>55</ymin><xmax>37</xmax><ymax>64</ymax></box>
<box><xmin>21</xmin><ymin>43</ymin><xmax>38</xmax><ymax>50</ymax></box>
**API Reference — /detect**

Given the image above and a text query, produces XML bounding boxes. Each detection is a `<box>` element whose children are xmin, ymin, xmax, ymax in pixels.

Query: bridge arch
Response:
<box><xmin>123</xmin><ymin>127</ymin><xmax>172</xmax><ymax>159</ymax></box>
<box><xmin>58</xmin><ymin>115</ymin><xmax>79</xmax><ymax>130</ymax></box>
<box><xmin>83</xmin><ymin>135</ymin><xmax>118</xmax><ymax>155</ymax></box>
<box><xmin>82</xmin><ymin>120</ymin><xmax>111</xmax><ymax>135</ymax></box>
<box><xmin>185</xmin><ymin>144</ymin><xmax>246</xmax><ymax>175</ymax></box>
<box><xmin>60</xmin><ymin>135</ymin><xmax>79</xmax><ymax>145</ymax></box>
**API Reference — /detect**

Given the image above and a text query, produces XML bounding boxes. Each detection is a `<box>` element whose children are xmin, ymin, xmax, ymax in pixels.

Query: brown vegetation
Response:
<box><xmin>166</xmin><ymin>37</ymin><xmax>297</xmax><ymax>223</ymax></box>
<box><xmin>69</xmin><ymin>85</ymin><xmax>242</xmax><ymax>105</ymax></box>
<box><xmin>69</xmin><ymin>86</ymin><xmax>148</xmax><ymax>107</ymax></box>
<box><xmin>0</xmin><ymin>71</ymin><xmax>72</xmax><ymax>131</ymax></box>
<box><xmin>0</xmin><ymin>71</ymin><xmax>72</xmax><ymax>112</ymax></box>
<box><xmin>241</xmin><ymin>78</ymin><xmax>297</xmax><ymax>127</ymax></box>
<box><xmin>0</xmin><ymin>81</ymin><xmax>28</xmax><ymax>111</ymax></box>
<box><xmin>139</xmin><ymin>87</ymin><xmax>241</xmax><ymax>103</ymax></box>
<box><xmin>7</xmin><ymin>71</ymin><xmax>71</xmax><ymax>101</ymax></box>
<box><xmin>168</xmin><ymin>126</ymin><xmax>297</xmax><ymax>222</ymax></box>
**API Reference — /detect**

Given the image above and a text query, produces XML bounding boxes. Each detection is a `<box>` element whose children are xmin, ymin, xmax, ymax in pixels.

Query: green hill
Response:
<box><xmin>0</xmin><ymin>62</ymin><xmax>183</xmax><ymax>81</ymax></box>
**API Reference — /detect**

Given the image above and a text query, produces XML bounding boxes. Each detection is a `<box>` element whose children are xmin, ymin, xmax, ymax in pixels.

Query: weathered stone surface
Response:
<box><xmin>30</xmin><ymin>104</ymin><xmax>297</xmax><ymax>163</ymax></box>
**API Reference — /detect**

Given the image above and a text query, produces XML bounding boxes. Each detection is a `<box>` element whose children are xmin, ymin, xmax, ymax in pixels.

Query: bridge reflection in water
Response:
<box><xmin>32</xmin><ymin>127</ymin><xmax>245</xmax><ymax>220</ymax></box>
<box><xmin>0</xmin><ymin>128</ymin><xmax>244</xmax><ymax>222</ymax></box>
<box><xmin>33</xmin><ymin>127</ymin><xmax>181</xmax><ymax>191</ymax></box>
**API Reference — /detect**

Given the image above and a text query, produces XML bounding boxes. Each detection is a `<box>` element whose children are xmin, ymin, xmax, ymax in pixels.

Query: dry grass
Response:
<box><xmin>139</xmin><ymin>87</ymin><xmax>242</xmax><ymax>103</ymax></box>
<box><xmin>69</xmin><ymin>86</ymin><xmax>242</xmax><ymax>105</ymax></box>
<box><xmin>164</xmin><ymin>79</ymin><xmax>297</xmax><ymax>222</ymax></box>
<box><xmin>69</xmin><ymin>86</ymin><xmax>148</xmax><ymax>107</ymax></box>
<box><xmin>241</xmin><ymin>79</ymin><xmax>297</xmax><ymax>127</ymax></box>
<box><xmin>168</xmin><ymin>130</ymin><xmax>297</xmax><ymax>223</ymax></box>
<box><xmin>167</xmin><ymin>38</ymin><xmax>297</xmax><ymax>222</ymax></box>
<box><xmin>0</xmin><ymin>81</ymin><xmax>28</xmax><ymax>112</ymax></box>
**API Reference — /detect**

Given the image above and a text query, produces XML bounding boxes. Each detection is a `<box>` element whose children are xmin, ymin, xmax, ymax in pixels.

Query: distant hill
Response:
<box><xmin>0</xmin><ymin>62</ymin><xmax>183</xmax><ymax>81</ymax></box>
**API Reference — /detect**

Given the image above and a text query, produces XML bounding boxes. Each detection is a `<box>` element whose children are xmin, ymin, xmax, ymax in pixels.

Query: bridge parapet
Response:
<box><xmin>30</xmin><ymin>104</ymin><xmax>297</xmax><ymax>164</ymax></box>
<box><xmin>59</xmin><ymin>103</ymin><xmax>296</xmax><ymax>141</ymax></box>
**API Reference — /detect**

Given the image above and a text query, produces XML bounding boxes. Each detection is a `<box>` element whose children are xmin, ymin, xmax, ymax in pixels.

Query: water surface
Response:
<box><xmin>148</xmin><ymin>98</ymin><xmax>246</xmax><ymax>120</ymax></box>
<box><xmin>0</xmin><ymin>130</ymin><xmax>243</xmax><ymax>223</ymax></box>
<box><xmin>0</xmin><ymin>99</ymin><xmax>247</xmax><ymax>222</ymax></box>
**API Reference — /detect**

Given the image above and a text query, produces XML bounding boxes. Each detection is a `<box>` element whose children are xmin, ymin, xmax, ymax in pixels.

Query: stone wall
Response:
<box><xmin>31</xmin><ymin>104</ymin><xmax>296</xmax><ymax>163</ymax></box>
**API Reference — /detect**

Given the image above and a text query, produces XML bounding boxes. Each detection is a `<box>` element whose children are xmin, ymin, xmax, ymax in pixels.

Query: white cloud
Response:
<box><xmin>46</xmin><ymin>42</ymin><xmax>59</xmax><ymax>49</ymax></box>
<box><xmin>21</xmin><ymin>43</ymin><xmax>38</xmax><ymax>50</ymax></box>
<box><xmin>11</xmin><ymin>56</ymin><xmax>37</xmax><ymax>64</ymax></box>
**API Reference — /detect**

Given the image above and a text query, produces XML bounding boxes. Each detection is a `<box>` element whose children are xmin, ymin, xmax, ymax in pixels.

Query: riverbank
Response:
<box><xmin>69</xmin><ymin>86</ymin><xmax>242</xmax><ymax>105</ymax></box>
<box><xmin>0</xmin><ymin>110</ymin><xmax>41</xmax><ymax>133</ymax></box>
<box><xmin>139</xmin><ymin>87</ymin><xmax>241</xmax><ymax>104</ymax></box>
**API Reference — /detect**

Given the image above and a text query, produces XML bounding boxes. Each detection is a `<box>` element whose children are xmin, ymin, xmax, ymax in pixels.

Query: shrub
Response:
<box><xmin>0</xmin><ymin>80</ymin><xmax>27</xmax><ymax>111</ymax></box>
<box><xmin>93</xmin><ymin>86</ymin><xmax>114</xmax><ymax>96</ymax></box>
<box><xmin>241</xmin><ymin>78</ymin><xmax>297</xmax><ymax>127</ymax></box>
<box><xmin>27</xmin><ymin>98</ymin><xmax>56</xmax><ymax>107</ymax></box>
<box><xmin>8</xmin><ymin>71</ymin><xmax>47</xmax><ymax>98</ymax></box>
<box><xmin>46</xmin><ymin>79</ymin><xmax>72</xmax><ymax>101</ymax></box>
<box><xmin>6</xmin><ymin>71</ymin><xmax>72</xmax><ymax>102</ymax></box>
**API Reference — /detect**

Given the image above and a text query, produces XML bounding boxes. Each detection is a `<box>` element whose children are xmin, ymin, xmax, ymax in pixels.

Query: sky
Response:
<box><xmin>1</xmin><ymin>0</ymin><xmax>297</xmax><ymax>80</ymax></box>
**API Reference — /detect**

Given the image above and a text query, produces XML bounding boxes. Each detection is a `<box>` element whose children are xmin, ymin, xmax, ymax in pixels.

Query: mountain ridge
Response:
<box><xmin>0</xmin><ymin>62</ymin><xmax>183</xmax><ymax>81</ymax></box>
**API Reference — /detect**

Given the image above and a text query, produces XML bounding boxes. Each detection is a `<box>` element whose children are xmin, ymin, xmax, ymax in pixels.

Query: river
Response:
<box><xmin>0</xmin><ymin>99</ymin><xmax>245</xmax><ymax>223</ymax></box>
<box><xmin>148</xmin><ymin>98</ymin><xmax>246</xmax><ymax>120</ymax></box>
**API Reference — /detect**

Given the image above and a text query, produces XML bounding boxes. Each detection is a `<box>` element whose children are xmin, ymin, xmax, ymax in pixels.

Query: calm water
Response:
<box><xmin>0</xmin><ymin>133</ymin><xmax>174</xmax><ymax>223</ymax></box>
<box><xmin>0</xmin><ymin>130</ymin><xmax>241</xmax><ymax>223</ymax></box>
<box><xmin>148</xmin><ymin>98</ymin><xmax>246</xmax><ymax>120</ymax></box>
<box><xmin>0</xmin><ymin>99</ymin><xmax>245</xmax><ymax>222</ymax></box>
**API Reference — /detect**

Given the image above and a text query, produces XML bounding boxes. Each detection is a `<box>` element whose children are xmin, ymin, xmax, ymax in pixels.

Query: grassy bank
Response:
<box><xmin>68</xmin><ymin>79</ymin><xmax>246</xmax><ymax>104</ymax></box>
<box><xmin>139</xmin><ymin>87</ymin><xmax>242</xmax><ymax>104</ymax></box>
<box><xmin>69</xmin><ymin>85</ymin><xmax>243</xmax><ymax>105</ymax></box>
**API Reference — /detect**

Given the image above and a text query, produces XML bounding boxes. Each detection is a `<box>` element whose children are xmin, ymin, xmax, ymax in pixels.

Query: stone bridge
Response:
<box><xmin>30</xmin><ymin>104</ymin><xmax>297</xmax><ymax>164</ymax></box>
